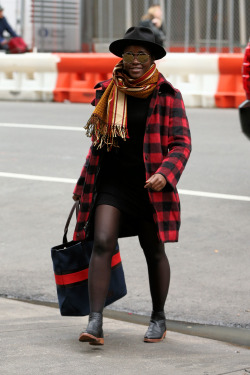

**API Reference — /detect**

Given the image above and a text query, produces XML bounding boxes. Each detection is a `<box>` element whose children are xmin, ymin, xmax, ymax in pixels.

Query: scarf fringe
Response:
<box><xmin>85</xmin><ymin>113</ymin><xmax>128</xmax><ymax>151</ymax></box>
<box><xmin>85</xmin><ymin>63</ymin><xmax>158</xmax><ymax>151</ymax></box>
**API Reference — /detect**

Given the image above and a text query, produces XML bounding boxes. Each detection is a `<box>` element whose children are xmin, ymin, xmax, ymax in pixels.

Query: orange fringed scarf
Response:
<box><xmin>85</xmin><ymin>61</ymin><xmax>159</xmax><ymax>150</ymax></box>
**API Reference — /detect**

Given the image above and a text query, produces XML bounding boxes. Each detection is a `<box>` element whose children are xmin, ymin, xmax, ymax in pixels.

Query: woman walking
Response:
<box><xmin>73</xmin><ymin>26</ymin><xmax>191</xmax><ymax>345</ymax></box>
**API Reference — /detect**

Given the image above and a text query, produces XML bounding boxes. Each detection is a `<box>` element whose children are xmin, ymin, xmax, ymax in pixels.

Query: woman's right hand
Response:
<box><xmin>152</xmin><ymin>17</ymin><xmax>162</xmax><ymax>28</ymax></box>
<box><xmin>72</xmin><ymin>194</ymin><xmax>80</xmax><ymax>201</ymax></box>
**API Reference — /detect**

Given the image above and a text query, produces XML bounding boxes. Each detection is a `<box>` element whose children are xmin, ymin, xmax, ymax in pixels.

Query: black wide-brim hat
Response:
<box><xmin>109</xmin><ymin>26</ymin><xmax>166</xmax><ymax>60</ymax></box>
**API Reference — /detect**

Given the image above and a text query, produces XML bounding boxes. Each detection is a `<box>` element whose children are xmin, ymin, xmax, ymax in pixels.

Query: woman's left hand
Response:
<box><xmin>144</xmin><ymin>173</ymin><xmax>166</xmax><ymax>191</ymax></box>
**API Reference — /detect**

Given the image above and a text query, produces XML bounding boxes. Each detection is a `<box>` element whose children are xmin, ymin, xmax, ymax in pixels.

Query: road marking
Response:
<box><xmin>178</xmin><ymin>189</ymin><xmax>250</xmax><ymax>202</ymax></box>
<box><xmin>0</xmin><ymin>172</ymin><xmax>76</xmax><ymax>184</ymax></box>
<box><xmin>0</xmin><ymin>172</ymin><xmax>250</xmax><ymax>202</ymax></box>
<box><xmin>0</xmin><ymin>123</ymin><xmax>83</xmax><ymax>131</ymax></box>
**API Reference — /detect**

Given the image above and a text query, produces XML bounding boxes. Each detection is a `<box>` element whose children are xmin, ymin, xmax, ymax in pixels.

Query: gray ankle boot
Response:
<box><xmin>144</xmin><ymin>311</ymin><xmax>167</xmax><ymax>343</ymax></box>
<box><xmin>79</xmin><ymin>312</ymin><xmax>104</xmax><ymax>345</ymax></box>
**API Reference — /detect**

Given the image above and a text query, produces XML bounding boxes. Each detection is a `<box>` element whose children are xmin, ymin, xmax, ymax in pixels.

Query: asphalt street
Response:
<box><xmin>0</xmin><ymin>101</ymin><xmax>250</xmax><ymax>333</ymax></box>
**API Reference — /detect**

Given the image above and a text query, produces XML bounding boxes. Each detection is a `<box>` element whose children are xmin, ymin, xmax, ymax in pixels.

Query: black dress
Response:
<box><xmin>95</xmin><ymin>94</ymin><xmax>154</xmax><ymax>235</ymax></box>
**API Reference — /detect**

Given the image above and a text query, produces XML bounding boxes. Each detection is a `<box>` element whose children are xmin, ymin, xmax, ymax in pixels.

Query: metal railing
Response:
<box><xmin>90</xmin><ymin>0</ymin><xmax>250</xmax><ymax>53</ymax></box>
<box><xmin>29</xmin><ymin>0</ymin><xmax>250</xmax><ymax>52</ymax></box>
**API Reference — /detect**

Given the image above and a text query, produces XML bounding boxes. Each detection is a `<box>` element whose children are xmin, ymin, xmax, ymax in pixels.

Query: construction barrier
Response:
<box><xmin>0</xmin><ymin>52</ymin><xmax>245</xmax><ymax>107</ymax></box>
<box><xmin>157</xmin><ymin>53</ymin><xmax>219</xmax><ymax>107</ymax></box>
<box><xmin>216</xmin><ymin>54</ymin><xmax>246</xmax><ymax>108</ymax></box>
<box><xmin>158</xmin><ymin>53</ymin><xmax>245</xmax><ymax>108</ymax></box>
<box><xmin>0</xmin><ymin>53</ymin><xmax>58</xmax><ymax>101</ymax></box>
<box><xmin>53</xmin><ymin>53</ymin><xmax>120</xmax><ymax>103</ymax></box>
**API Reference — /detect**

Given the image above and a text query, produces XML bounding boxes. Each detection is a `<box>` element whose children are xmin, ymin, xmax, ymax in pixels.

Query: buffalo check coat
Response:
<box><xmin>73</xmin><ymin>73</ymin><xmax>191</xmax><ymax>243</ymax></box>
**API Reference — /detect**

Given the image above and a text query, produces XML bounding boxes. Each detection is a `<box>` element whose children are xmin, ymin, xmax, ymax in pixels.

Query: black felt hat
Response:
<box><xmin>109</xmin><ymin>26</ymin><xmax>166</xmax><ymax>60</ymax></box>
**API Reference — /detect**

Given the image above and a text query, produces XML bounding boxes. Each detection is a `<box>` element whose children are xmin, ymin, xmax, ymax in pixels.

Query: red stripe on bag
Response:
<box><xmin>111</xmin><ymin>252</ymin><xmax>121</xmax><ymax>267</ymax></box>
<box><xmin>55</xmin><ymin>268</ymin><xmax>89</xmax><ymax>285</ymax></box>
<box><xmin>54</xmin><ymin>252</ymin><xmax>121</xmax><ymax>286</ymax></box>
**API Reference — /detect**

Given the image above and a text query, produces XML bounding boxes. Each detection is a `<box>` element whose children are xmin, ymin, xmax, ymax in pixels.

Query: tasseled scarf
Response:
<box><xmin>85</xmin><ymin>61</ymin><xmax>159</xmax><ymax>151</ymax></box>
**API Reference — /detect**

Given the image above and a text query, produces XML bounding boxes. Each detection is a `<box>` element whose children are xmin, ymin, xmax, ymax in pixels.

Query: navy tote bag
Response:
<box><xmin>51</xmin><ymin>202</ymin><xmax>127</xmax><ymax>316</ymax></box>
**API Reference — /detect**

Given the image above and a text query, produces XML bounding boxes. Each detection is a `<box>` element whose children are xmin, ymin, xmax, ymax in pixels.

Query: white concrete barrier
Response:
<box><xmin>0</xmin><ymin>53</ymin><xmax>58</xmax><ymax>101</ymax></box>
<box><xmin>157</xmin><ymin>53</ymin><xmax>219</xmax><ymax>107</ymax></box>
<box><xmin>0</xmin><ymin>52</ymin><xmax>244</xmax><ymax>107</ymax></box>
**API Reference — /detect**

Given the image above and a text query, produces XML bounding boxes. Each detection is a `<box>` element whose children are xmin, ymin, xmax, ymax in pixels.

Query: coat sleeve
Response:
<box><xmin>4</xmin><ymin>18</ymin><xmax>18</xmax><ymax>38</ymax></box>
<box><xmin>73</xmin><ymin>81</ymin><xmax>108</xmax><ymax>196</ymax></box>
<box><xmin>73</xmin><ymin>147</ymin><xmax>92</xmax><ymax>196</ymax></box>
<box><xmin>156</xmin><ymin>91</ymin><xmax>192</xmax><ymax>189</ymax></box>
<box><xmin>139</xmin><ymin>20</ymin><xmax>165</xmax><ymax>46</ymax></box>
<box><xmin>73</xmin><ymin>89</ymin><xmax>101</xmax><ymax>196</ymax></box>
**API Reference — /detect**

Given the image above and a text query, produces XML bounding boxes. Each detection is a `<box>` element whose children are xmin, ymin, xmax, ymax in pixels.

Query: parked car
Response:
<box><xmin>239</xmin><ymin>38</ymin><xmax>250</xmax><ymax>139</ymax></box>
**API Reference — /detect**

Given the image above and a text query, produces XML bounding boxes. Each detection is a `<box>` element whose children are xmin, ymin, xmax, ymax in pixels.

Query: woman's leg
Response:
<box><xmin>79</xmin><ymin>205</ymin><xmax>121</xmax><ymax>344</ymax></box>
<box><xmin>138</xmin><ymin>219</ymin><xmax>170</xmax><ymax>342</ymax></box>
<box><xmin>88</xmin><ymin>204</ymin><xmax>121</xmax><ymax>313</ymax></box>
<box><xmin>138</xmin><ymin>219</ymin><xmax>170</xmax><ymax>313</ymax></box>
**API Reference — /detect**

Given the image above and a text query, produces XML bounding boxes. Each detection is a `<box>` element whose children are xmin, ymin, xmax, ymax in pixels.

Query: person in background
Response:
<box><xmin>72</xmin><ymin>26</ymin><xmax>191</xmax><ymax>346</ymax></box>
<box><xmin>139</xmin><ymin>4</ymin><xmax>166</xmax><ymax>47</ymax></box>
<box><xmin>0</xmin><ymin>5</ymin><xmax>18</xmax><ymax>50</ymax></box>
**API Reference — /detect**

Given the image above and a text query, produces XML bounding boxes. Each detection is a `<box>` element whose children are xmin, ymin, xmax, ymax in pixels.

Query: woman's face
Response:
<box><xmin>122</xmin><ymin>45</ymin><xmax>154</xmax><ymax>79</ymax></box>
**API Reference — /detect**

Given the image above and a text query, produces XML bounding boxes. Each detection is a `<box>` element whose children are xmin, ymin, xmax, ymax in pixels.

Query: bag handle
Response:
<box><xmin>63</xmin><ymin>201</ymin><xmax>80</xmax><ymax>244</ymax></box>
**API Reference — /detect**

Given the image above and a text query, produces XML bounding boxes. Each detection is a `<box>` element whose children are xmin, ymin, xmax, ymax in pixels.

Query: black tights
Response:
<box><xmin>88</xmin><ymin>204</ymin><xmax>171</xmax><ymax>313</ymax></box>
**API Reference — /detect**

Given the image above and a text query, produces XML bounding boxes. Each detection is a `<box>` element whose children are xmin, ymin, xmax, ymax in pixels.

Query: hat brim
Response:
<box><xmin>109</xmin><ymin>38</ymin><xmax>166</xmax><ymax>60</ymax></box>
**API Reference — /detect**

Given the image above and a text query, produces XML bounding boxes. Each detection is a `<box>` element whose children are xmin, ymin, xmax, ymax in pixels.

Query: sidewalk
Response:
<box><xmin>0</xmin><ymin>298</ymin><xmax>249</xmax><ymax>375</ymax></box>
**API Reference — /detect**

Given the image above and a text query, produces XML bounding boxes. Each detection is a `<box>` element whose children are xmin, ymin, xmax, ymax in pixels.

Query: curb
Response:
<box><xmin>3</xmin><ymin>296</ymin><xmax>250</xmax><ymax>349</ymax></box>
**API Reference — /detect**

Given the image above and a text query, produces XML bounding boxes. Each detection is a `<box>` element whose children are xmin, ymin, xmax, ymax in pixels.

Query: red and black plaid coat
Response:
<box><xmin>73</xmin><ymin>73</ymin><xmax>191</xmax><ymax>243</ymax></box>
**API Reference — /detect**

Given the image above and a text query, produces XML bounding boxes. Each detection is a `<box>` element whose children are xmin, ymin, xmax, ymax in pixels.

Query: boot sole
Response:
<box><xmin>144</xmin><ymin>330</ymin><xmax>167</xmax><ymax>343</ymax></box>
<box><xmin>79</xmin><ymin>333</ymin><xmax>104</xmax><ymax>345</ymax></box>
